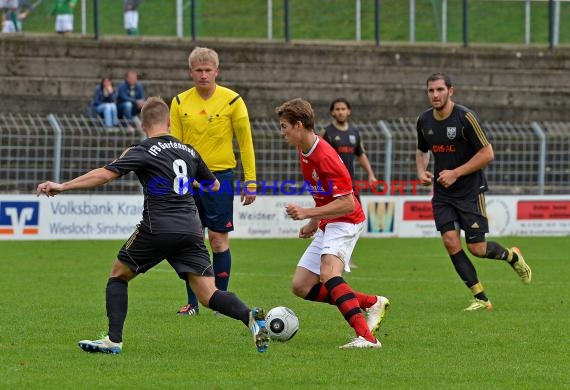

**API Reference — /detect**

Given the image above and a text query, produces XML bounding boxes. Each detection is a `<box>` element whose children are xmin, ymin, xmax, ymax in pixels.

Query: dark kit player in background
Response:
<box><xmin>322</xmin><ymin>98</ymin><xmax>377</xmax><ymax>201</ymax></box>
<box><xmin>322</xmin><ymin>98</ymin><xmax>377</xmax><ymax>269</ymax></box>
<box><xmin>415</xmin><ymin>72</ymin><xmax>532</xmax><ymax>312</ymax></box>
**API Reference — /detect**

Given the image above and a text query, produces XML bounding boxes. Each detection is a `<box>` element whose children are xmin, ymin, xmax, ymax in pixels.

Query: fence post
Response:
<box><xmin>375</xmin><ymin>0</ymin><xmax>380</xmax><ymax>46</ymax></box>
<box><xmin>267</xmin><ymin>0</ymin><xmax>273</xmax><ymax>40</ymax></box>
<box><xmin>525</xmin><ymin>0</ymin><xmax>531</xmax><ymax>45</ymax></box>
<box><xmin>441</xmin><ymin>0</ymin><xmax>447</xmax><ymax>43</ymax></box>
<box><xmin>47</xmin><ymin>114</ymin><xmax>62</xmax><ymax>183</ymax></box>
<box><xmin>176</xmin><ymin>0</ymin><xmax>183</xmax><ymax>38</ymax></box>
<box><xmin>554</xmin><ymin>0</ymin><xmax>560</xmax><ymax>46</ymax></box>
<box><xmin>81</xmin><ymin>0</ymin><xmax>86</xmax><ymax>35</ymax></box>
<box><xmin>378</xmin><ymin>120</ymin><xmax>393</xmax><ymax>186</ymax></box>
<box><xmin>355</xmin><ymin>0</ymin><xmax>361</xmax><ymax>41</ymax></box>
<box><xmin>462</xmin><ymin>0</ymin><xmax>468</xmax><ymax>47</ymax></box>
<box><xmin>409</xmin><ymin>0</ymin><xmax>415</xmax><ymax>44</ymax></box>
<box><xmin>94</xmin><ymin>0</ymin><xmax>99</xmax><ymax>41</ymax></box>
<box><xmin>190</xmin><ymin>0</ymin><xmax>196</xmax><ymax>41</ymax></box>
<box><xmin>530</xmin><ymin>122</ymin><xmax>546</xmax><ymax>195</ymax></box>
<box><xmin>548</xmin><ymin>0</ymin><xmax>554</xmax><ymax>49</ymax></box>
<box><xmin>284</xmin><ymin>0</ymin><xmax>290</xmax><ymax>42</ymax></box>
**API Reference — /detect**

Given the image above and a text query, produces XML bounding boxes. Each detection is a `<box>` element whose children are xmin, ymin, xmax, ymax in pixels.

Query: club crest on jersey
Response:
<box><xmin>312</xmin><ymin>169</ymin><xmax>319</xmax><ymax>182</ymax></box>
<box><xmin>446</xmin><ymin>127</ymin><xmax>457</xmax><ymax>140</ymax></box>
<box><xmin>349</xmin><ymin>135</ymin><xmax>356</xmax><ymax>145</ymax></box>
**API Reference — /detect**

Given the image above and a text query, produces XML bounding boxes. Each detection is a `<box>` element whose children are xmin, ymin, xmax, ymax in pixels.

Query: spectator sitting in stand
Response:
<box><xmin>117</xmin><ymin>69</ymin><xmax>145</xmax><ymax>128</ymax></box>
<box><xmin>91</xmin><ymin>76</ymin><xmax>120</xmax><ymax>129</ymax></box>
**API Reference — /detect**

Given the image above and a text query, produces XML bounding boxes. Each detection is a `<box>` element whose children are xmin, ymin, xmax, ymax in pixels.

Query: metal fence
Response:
<box><xmin>1</xmin><ymin>113</ymin><xmax>569</xmax><ymax>195</ymax></box>
<box><xmin>14</xmin><ymin>0</ymin><xmax>570</xmax><ymax>46</ymax></box>
<box><xmin>0</xmin><ymin>113</ymin><xmax>143</xmax><ymax>194</ymax></box>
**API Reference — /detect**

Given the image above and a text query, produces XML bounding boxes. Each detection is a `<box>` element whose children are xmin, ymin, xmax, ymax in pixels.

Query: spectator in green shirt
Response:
<box><xmin>51</xmin><ymin>0</ymin><xmax>76</xmax><ymax>35</ymax></box>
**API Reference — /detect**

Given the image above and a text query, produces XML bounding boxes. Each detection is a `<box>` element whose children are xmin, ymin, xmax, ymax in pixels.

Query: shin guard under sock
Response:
<box><xmin>324</xmin><ymin>276</ymin><xmax>374</xmax><ymax>341</ymax></box>
<box><xmin>450</xmin><ymin>250</ymin><xmax>488</xmax><ymax>301</ymax></box>
<box><xmin>213</xmin><ymin>249</ymin><xmax>231</xmax><ymax>291</ymax></box>
<box><xmin>208</xmin><ymin>290</ymin><xmax>250</xmax><ymax>326</ymax></box>
<box><xmin>106</xmin><ymin>277</ymin><xmax>128</xmax><ymax>343</ymax></box>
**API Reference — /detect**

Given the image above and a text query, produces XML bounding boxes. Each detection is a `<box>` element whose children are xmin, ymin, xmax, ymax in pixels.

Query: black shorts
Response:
<box><xmin>432</xmin><ymin>192</ymin><xmax>489</xmax><ymax>236</ymax></box>
<box><xmin>117</xmin><ymin>226</ymin><xmax>214</xmax><ymax>280</ymax></box>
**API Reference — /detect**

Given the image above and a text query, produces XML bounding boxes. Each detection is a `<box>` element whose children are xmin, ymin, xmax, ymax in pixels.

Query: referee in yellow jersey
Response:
<box><xmin>170</xmin><ymin>47</ymin><xmax>257</xmax><ymax>316</ymax></box>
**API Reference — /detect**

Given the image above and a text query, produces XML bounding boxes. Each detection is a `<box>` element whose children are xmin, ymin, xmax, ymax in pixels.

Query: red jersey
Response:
<box><xmin>299</xmin><ymin>136</ymin><xmax>365</xmax><ymax>230</ymax></box>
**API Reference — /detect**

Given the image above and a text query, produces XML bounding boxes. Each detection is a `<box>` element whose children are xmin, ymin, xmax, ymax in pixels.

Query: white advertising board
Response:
<box><xmin>360</xmin><ymin>195</ymin><xmax>570</xmax><ymax>238</ymax></box>
<box><xmin>1</xmin><ymin>194</ymin><xmax>568</xmax><ymax>240</ymax></box>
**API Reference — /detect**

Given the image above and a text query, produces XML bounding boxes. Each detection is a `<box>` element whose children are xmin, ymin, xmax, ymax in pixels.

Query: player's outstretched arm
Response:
<box><xmin>36</xmin><ymin>167</ymin><xmax>120</xmax><ymax>197</ymax></box>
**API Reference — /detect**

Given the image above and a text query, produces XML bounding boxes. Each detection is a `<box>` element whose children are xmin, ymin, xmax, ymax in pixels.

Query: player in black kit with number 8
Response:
<box><xmin>36</xmin><ymin>97</ymin><xmax>269</xmax><ymax>353</ymax></box>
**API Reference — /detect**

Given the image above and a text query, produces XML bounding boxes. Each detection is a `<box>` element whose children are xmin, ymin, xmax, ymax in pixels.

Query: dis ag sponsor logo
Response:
<box><xmin>0</xmin><ymin>201</ymin><xmax>40</xmax><ymax>235</ymax></box>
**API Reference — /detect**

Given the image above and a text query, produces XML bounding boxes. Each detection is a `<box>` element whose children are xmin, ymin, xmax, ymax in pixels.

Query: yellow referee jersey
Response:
<box><xmin>170</xmin><ymin>85</ymin><xmax>256</xmax><ymax>187</ymax></box>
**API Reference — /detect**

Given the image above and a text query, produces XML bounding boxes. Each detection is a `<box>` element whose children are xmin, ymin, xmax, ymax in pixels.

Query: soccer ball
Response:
<box><xmin>265</xmin><ymin>306</ymin><xmax>299</xmax><ymax>342</ymax></box>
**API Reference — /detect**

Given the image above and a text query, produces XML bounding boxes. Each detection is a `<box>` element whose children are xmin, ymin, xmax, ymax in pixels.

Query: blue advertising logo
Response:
<box><xmin>0</xmin><ymin>201</ymin><xmax>40</xmax><ymax>235</ymax></box>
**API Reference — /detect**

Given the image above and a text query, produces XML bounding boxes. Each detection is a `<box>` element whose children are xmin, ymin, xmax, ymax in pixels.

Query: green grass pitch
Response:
<box><xmin>1</xmin><ymin>237</ymin><xmax>569</xmax><ymax>388</ymax></box>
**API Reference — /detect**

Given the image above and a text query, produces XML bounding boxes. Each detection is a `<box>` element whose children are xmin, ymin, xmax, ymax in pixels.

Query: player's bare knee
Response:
<box><xmin>193</xmin><ymin>287</ymin><xmax>213</xmax><ymax>307</ymax></box>
<box><xmin>441</xmin><ymin>228</ymin><xmax>461</xmax><ymax>253</ymax></box>
<box><xmin>109</xmin><ymin>259</ymin><xmax>135</xmax><ymax>281</ymax></box>
<box><xmin>466</xmin><ymin>243</ymin><xmax>486</xmax><ymax>258</ymax></box>
<box><xmin>208</xmin><ymin>231</ymin><xmax>229</xmax><ymax>253</ymax></box>
<box><xmin>197</xmin><ymin>296</ymin><xmax>211</xmax><ymax>308</ymax></box>
<box><xmin>442</xmin><ymin>237</ymin><xmax>461</xmax><ymax>253</ymax></box>
<box><xmin>291</xmin><ymin>282</ymin><xmax>306</xmax><ymax>298</ymax></box>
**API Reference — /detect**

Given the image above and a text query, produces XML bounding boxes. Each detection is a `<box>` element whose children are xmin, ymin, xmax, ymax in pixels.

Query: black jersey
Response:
<box><xmin>322</xmin><ymin>123</ymin><xmax>365</xmax><ymax>179</ymax></box>
<box><xmin>416</xmin><ymin>104</ymin><xmax>490</xmax><ymax>198</ymax></box>
<box><xmin>105</xmin><ymin>135</ymin><xmax>216</xmax><ymax>233</ymax></box>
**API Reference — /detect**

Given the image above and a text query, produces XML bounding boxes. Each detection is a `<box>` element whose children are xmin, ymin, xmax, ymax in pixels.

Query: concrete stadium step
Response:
<box><xmin>3</xmin><ymin>34</ymin><xmax>568</xmax><ymax>70</ymax></box>
<box><xmin>3</xmin><ymin>54</ymin><xmax>570</xmax><ymax>90</ymax></box>
<box><xmin>1</xmin><ymin>74</ymin><xmax>567</xmax><ymax>122</ymax></box>
<box><xmin>2</xmin><ymin>33</ymin><xmax>570</xmax><ymax>121</ymax></box>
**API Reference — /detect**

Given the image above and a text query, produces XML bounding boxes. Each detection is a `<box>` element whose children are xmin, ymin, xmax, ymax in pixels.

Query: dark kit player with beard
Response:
<box><xmin>415</xmin><ymin>72</ymin><xmax>532</xmax><ymax>311</ymax></box>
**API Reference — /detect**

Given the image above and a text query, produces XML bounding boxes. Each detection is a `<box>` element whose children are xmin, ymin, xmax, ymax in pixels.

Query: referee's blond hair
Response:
<box><xmin>188</xmin><ymin>46</ymin><xmax>219</xmax><ymax>69</ymax></box>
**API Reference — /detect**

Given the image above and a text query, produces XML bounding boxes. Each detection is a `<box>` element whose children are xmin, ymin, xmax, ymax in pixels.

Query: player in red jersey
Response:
<box><xmin>275</xmin><ymin>98</ymin><xmax>390</xmax><ymax>349</ymax></box>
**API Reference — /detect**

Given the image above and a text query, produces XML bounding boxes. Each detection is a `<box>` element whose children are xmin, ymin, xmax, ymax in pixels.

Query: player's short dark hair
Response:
<box><xmin>427</xmin><ymin>72</ymin><xmax>453</xmax><ymax>88</ymax></box>
<box><xmin>329</xmin><ymin>97</ymin><xmax>351</xmax><ymax>111</ymax></box>
<box><xmin>141</xmin><ymin>97</ymin><xmax>168</xmax><ymax>127</ymax></box>
<box><xmin>275</xmin><ymin>98</ymin><xmax>315</xmax><ymax>130</ymax></box>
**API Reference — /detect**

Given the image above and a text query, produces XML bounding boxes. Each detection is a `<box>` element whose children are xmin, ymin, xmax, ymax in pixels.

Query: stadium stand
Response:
<box><xmin>1</xmin><ymin>34</ymin><xmax>568</xmax><ymax>195</ymax></box>
<box><xmin>1</xmin><ymin>33</ymin><xmax>570</xmax><ymax>121</ymax></box>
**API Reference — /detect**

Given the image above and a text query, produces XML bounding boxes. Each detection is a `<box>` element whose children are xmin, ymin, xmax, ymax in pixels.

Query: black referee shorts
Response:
<box><xmin>117</xmin><ymin>226</ymin><xmax>213</xmax><ymax>280</ymax></box>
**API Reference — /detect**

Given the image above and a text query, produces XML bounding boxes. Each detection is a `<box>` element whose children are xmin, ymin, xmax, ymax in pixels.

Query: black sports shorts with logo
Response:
<box><xmin>117</xmin><ymin>226</ymin><xmax>214</xmax><ymax>279</ymax></box>
<box><xmin>432</xmin><ymin>192</ymin><xmax>489</xmax><ymax>241</ymax></box>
